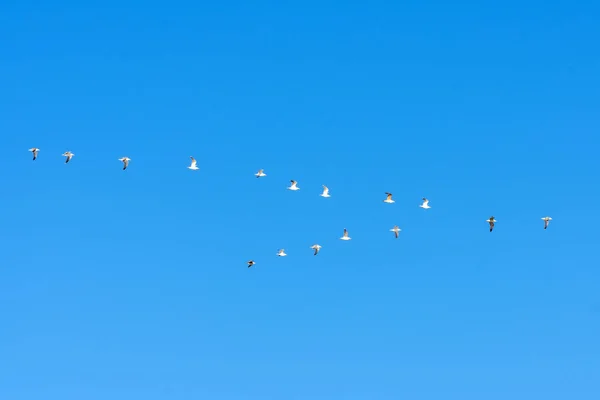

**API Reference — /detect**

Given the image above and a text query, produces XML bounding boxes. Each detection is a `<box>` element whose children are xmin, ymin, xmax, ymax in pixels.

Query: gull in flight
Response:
<box><xmin>288</xmin><ymin>180</ymin><xmax>300</xmax><ymax>191</ymax></box>
<box><xmin>118</xmin><ymin>157</ymin><xmax>131</xmax><ymax>170</ymax></box>
<box><xmin>390</xmin><ymin>225</ymin><xmax>401</xmax><ymax>238</ymax></box>
<box><xmin>255</xmin><ymin>169</ymin><xmax>266</xmax><ymax>178</ymax></box>
<box><xmin>247</xmin><ymin>260</ymin><xmax>255</xmax><ymax>268</ymax></box>
<box><xmin>340</xmin><ymin>228</ymin><xmax>351</xmax><ymax>240</ymax></box>
<box><xmin>277</xmin><ymin>249</ymin><xmax>287</xmax><ymax>257</ymax></box>
<box><xmin>486</xmin><ymin>216</ymin><xmax>496</xmax><ymax>232</ymax></box>
<box><xmin>310</xmin><ymin>244</ymin><xmax>322</xmax><ymax>255</ymax></box>
<box><xmin>383</xmin><ymin>192</ymin><xmax>395</xmax><ymax>203</ymax></box>
<box><xmin>62</xmin><ymin>151</ymin><xmax>74</xmax><ymax>163</ymax></box>
<box><xmin>187</xmin><ymin>156</ymin><xmax>199</xmax><ymax>170</ymax></box>
<box><xmin>320</xmin><ymin>185</ymin><xmax>330</xmax><ymax>198</ymax></box>
<box><xmin>29</xmin><ymin>148</ymin><xmax>39</xmax><ymax>160</ymax></box>
<box><xmin>541</xmin><ymin>216</ymin><xmax>552</xmax><ymax>229</ymax></box>
<box><xmin>419</xmin><ymin>198</ymin><xmax>430</xmax><ymax>209</ymax></box>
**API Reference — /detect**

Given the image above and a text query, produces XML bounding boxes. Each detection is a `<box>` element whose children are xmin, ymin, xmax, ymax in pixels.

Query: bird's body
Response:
<box><xmin>118</xmin><ymin>157</ymin><xmax>131</xmax><ymax>170</ymax></box>
<box><xmin>486</xmin><ymin>216</ymin><xmax>496</xmax><ymax>232</ymax></box>
<box><xmin>288</xmin><ymin>180</ymin><xmax>300</xmax><ymax>190</ymax></box>
<box><xmin>255</xmin><ymin>169</ymin><xmax>266</xmax><ymax>178</ymax></box>
<box><xmin>277</xmin><ymin>249</ymin><xmax>287</xmax><ymax>257</ymax></box>
<box><xmin>62</xmin><ymin>151</ymin><xmax>74</xmax><ymax>163</ymax></box>
<box><xmin>419</xmin><ymin>198</ymin><xmax>430</xmax><ymax>209</ymax></box>
<box><xmin>390</xmin><ymin>225</ymin><xmax>401</xmax><ymax>238</ymax></box>
<box><xmin>320</xmin><ymin>185</ymin><xmax>330</xmax><ymax>198</ymax></box>
<box><xmin>247</xmin><ymin>260</ymin><xmax>255</xmax><ymax>268</ymax></box>
<box><xmin>29</xmin><ymin>148</ymin><xmax>39</xmax><ymax>160</ymax></box>
<box><xmin>187</xmin><ymin>156</ymin><xmax>199</xmax><ymax>170</ymax></box>
<box><xmin>542</xmin><ymin>216</ymin><xmax>552</xmax><ymax>229</ymax></box>
<box><xmin>310</xmin><ymin>244</ymin><xmax>322</xmax><ymax>255</ymax></box>
<box><xmin>383</xmin><ymin>192</ymin><xmax>395</xmax><ymax>203</ymax></box>
<box><xmin>340</xmin><ymin>228</ymin><xmax>351</xmax><ymax>240</ymax></box>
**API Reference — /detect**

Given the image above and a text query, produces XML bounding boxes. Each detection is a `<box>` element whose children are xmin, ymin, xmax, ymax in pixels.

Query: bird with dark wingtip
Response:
<box><xmin>486</xmin><ymin>216</ymin><xmax>496</xmax><ymax>232</ymax></box>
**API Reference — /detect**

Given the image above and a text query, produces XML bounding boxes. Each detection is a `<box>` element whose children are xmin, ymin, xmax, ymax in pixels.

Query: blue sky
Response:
<box><xmin>1</xmin><ymin>0</ymin><xmax>599</xmax><ymax>398</ymax></box>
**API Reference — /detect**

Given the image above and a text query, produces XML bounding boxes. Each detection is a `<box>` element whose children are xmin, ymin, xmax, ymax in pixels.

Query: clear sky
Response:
<box><xmin>1</xmin><ymin>0</ymin><xmax>599</xmax><ymax>399</ymax></box>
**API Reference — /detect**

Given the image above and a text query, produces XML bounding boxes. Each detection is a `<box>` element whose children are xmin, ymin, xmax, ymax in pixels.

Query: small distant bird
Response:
<box><xmin>62</xmin><ymin>151</ymin><xmax>74</xmax><ymax>163</ymax></box>
<box><xmin>541</xmin><ymin>216</ymin><xmax>552</xmax><ymax>229</ymax></box>
<box><xmin>310</xmin><ymin>244</ymin><xmax>322</xmax><ymax>255</ymax></box>
<box><xmin>288</xmin><ymin>180</ymin><xmax>300</xmax><ymax>191</ymax></box>
<box><xmin>390</xmin><ymin>225</ymin><xmax>401</xmax><ymax>238</ymax></box>
<box><xmin>383</xmin><ymin>192</ymin><xmax>395</xmax><ymax>203</ymax></box>
<box><xmin>419</xmin><ymin>198</ymin><xmax>430</xmax><ymax>209</ymax></box>
<box><xmin>29</xmin><ymin>148</ymin><xmax>39</xmax><ymax>160</ymax></box>
<box><xmin>187</xmin><ymin>156</ymin><xmax>199</xmax><ymax>170</ymax></box>
<box><xmin>247</xmin><ymin>260</ymin><xmax>255</xmax><ymax>268</ymax></box>
<box><xmin>277</xmin><ymin>249</ymin><xmax>287</xmax><ymax>257</ymax></box>
<box><xmin>118</xmin><ymin>157</ymin><xmax>131</xmax><ymax>170</ymax></box>
<box><xmin>340</xmin><ymin>228</ymin><xmax>351</xmax><ymax>240</ymax></box>
<box><xmin>486</xmin><ymin>216</ymin><xmax>496</xmax><ymax>232</ymax></box>
<box><xmin>255</xmin><ymin>169</ymin><xmax>266</xmax><ymax>178</ymax></box>
<box><xmin>320</xmin><ymin>185</ymin><xmax>330</xmax><ymax>198</ymax></box>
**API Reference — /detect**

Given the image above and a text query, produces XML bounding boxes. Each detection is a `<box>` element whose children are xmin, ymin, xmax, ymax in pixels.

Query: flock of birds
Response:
<box><xmin>27</xmin><ymin>147</ymin><xmax>554</xmax><ymax>268</ymax></box>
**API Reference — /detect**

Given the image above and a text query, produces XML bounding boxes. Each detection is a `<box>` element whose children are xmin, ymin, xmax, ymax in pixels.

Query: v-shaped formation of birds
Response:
<box><xmin>27</xmin><ymin>147</ymin><xmax>554</xmax><ymax>268</ymax></box>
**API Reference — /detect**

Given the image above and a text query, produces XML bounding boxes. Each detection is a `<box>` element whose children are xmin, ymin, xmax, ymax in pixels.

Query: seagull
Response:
<box><xmin>247</xmin><ymin>260</ymin><xmax>255</xmax><ymax>268</ymax></box>
<box><xmin>310</xmin><ymin>244</ymin><xmax>322</xmax><ymax>255</ymax></box>
<box><xmin>541</xmin><ymin>216</ymin><xmax>552</xmax><ymax>229</ymax></box>
<box><xmin>383</xmin><ymin>192</ymin><xmax>395</xmax><ymax>203</ymax></box>
<box><xmin>419</xmin><ymin>198</ymin><xmax>430</xmax><ymax>209</ymax></box>
<box><xmin>340</xmin><ymin>228</ymin><xmax>351</xmax><ymax>240</ymax></box>
<box><xmin>277</xmin><ymin>249</ymin><xmax>287</xmax><ymax>257</ymax></box>
<box><xmin>187</xmin><ymin>156</ymin><xmax>199</xmax><ymax>170</ymax></box>
<box><xmin>118</xmin><ymin>157</ymin><xmax>131</xmax><ymax>170</ymax></box>
<box><xmin>255</xmin><ymin>169</ymin><xmax>266</xmax><ymax>178</ymax></box>
<box><xmin>62</xmin><ymin>151</ymin><xmax>74</xmax><ymax>163</ymax></box>
<box><xmin>390</xmin><ymin>225</ymin><xmax>401</xmax><ymax>238</ymax></box>
<box><xmin>29</xmin><ymin>148</ymin><xmax>39</xmax><ymax>160</ymax></box>
<box><xmin>288</xmin><ymin>180</ymin><xmax>300</xmax><ymax>191</ymax></box>
<box><xmin>320</xmin><ymin>185</ymin><xmax>330</xmax><ymax>198</ymax></box>
<box><xmin>486</xmin><ymin>216</ymin><xmax>496</xmax><ymax>232</ymax></box>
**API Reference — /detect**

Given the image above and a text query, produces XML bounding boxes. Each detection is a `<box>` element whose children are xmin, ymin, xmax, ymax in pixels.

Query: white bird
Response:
<box><xmin>383</xmin><ymin>192</ymin><xmax>395</xmax><ymax>203</ymax></box>
<box><xmin>310</xmin><ymin>244</ymin><xmax>322</xmax><ymax>255</ymax></box>
<box><xmin>486</xmin><ymin>216</ymin><xmax>496</xmax><ymax>232</ymax></box>
<box><xmin>277</xmin><ymin>249</ymin><xmax>287</xmax><ymax>257</ymax></box>
<box><xmin>247</xmin><ymin>260</ymin><xmax>255</xmax><ymax>268</ymax></box>
<box><xmin>390</xmin><ymin>225</ymin><xmax>401</xmax><ymax>238</ymax></box>
<box><xmin>320</xmin><ymin>185</ymin><xmax>330</xmax><ymax>198</ymax></box>
<box><xmin>419</xmin><ymin>198</ymin><xmax>430</xmax><ymax>209</ymax></box>
<box><xmin>118</xmin><ymin>157</ymin><xmax>131</xmax><ymax>170</ymax></box>
<box><xmin>62</xmin><ymin>151</ymin><xmax>74</xmax><ymax>163</ymax></box>
<box><xmin>288</xmin><ymin>180</ymin><xmax>300</xmax><ymax>190</ymax></box>
<box><xmin>541</xmin><ymin>216</ymin><xmax>552</xmax><ymax>230</ymax></box>
<box><xmin>255</xmin><ymin>169</ymin><xmax>266</xmax><ymax>178</ymax></box>
<box><xmin>29</xmin><ymin>148</ymin><xmax>39</xmax><ymax>160</ymax></box>
<box><xmin>340</xmin><ymin>228</ymin><xmax>351</xmax><ymax>240</ymax></box>
<box><xmin>187</xmin><ymin>156</ymin><xmax>199</xmax><ymax>170</ymax></box>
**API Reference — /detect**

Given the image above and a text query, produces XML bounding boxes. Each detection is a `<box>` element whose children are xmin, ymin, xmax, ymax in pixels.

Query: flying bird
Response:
<box><xmin>390</xmin><ymin>225</ymin><xmax>401</xmax><ymax>238</ymax></box>
<box><xmin>383</xmin><ymin>192</ymin><xmax>395</xmax><ymax>203</ymax></box>
<box><xmin>320</xmin><ymin>185</ymin><xmax>330</xmax><ymax>198</ymax></box>
<box><xmin>541</xmin><ymin>216</ymin><xmax>552</xmax><ymax>229</ymax></box>
<box><xmin>287</xmin><ymin>180</ymin><xmax>300</xmax><ymax>191</ymax></box>
<box><xmin>29</xmin><ymin>148</ymin><xmax>39</xmax><ymax>160</ymax></box>
<box><xmin>310</xmin><ymin>244</ymin><xmax>322</xmax><ymax>255</ymax></box>
<box><xmin>340</xmin><ymin>228</ymin><xmax>351</xmax><ymax>240</ymax></box>
<box><xmin>277</xmin><ymin>249</ymin><xmax>287</xmax><ymax>257</ymax></box>
<box><xmin>62</xmin><ymin>151</ymin><xmax>74</xmax><ymax>163</ymax></box>
<box><xmin>255</xmin><ymin>169</ymin><xmax>266</xmax><ymax>178</ymax></box>
<box><xmin>486</xmin><ymin>216</ymin><xmax>496</xmax><ymax>232</ymax></box>
<box><xmin>118</xmin><ymin>157</ymin><xmax>131</xmax><ymax>170</ymax></box>
<box><xmin>247</xmin><ymin>260</ymin><xmax>255</xmax><ymax>268</ymax></box>
<box><xmin>419</xmin><ymin>198</ymin><xmax>430</xmax><ymax>209</ymax></box>
<box><xmin>187</xmin><ymin>156</ymin><xmax>199</xmax><ymax>170</ymax></box>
